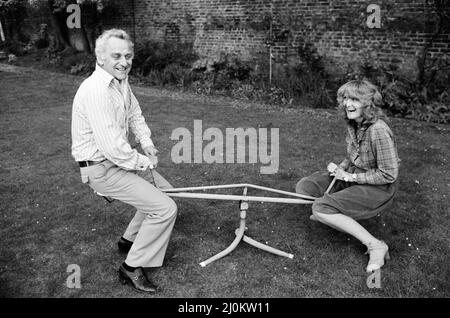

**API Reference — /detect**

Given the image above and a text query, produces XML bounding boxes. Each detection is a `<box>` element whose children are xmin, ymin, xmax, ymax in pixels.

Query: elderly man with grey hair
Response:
<box><xmin>71</xmin><ymin>29</ymin><xmax>178</xmax><ymax>294</ymax></box>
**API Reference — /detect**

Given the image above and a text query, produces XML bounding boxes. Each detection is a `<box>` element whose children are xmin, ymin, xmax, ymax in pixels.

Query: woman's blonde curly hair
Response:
<box><xmin>336</xmin><ymin>79</ymin><xmax>388</xmax><ymax>124</ymax></box>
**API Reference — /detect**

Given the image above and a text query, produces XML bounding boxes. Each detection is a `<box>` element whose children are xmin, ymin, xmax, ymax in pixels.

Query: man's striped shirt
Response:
<box><xmin>71</xmin><ymin>64</ymin><xmax>153</xmax><ymax>170</ymax></box>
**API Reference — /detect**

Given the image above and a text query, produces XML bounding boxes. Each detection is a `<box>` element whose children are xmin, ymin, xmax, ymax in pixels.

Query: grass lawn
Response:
<box><xmin>0</xmin><ymin>64</ymin><xmax>449</xmax><ymax>298</ymax></box>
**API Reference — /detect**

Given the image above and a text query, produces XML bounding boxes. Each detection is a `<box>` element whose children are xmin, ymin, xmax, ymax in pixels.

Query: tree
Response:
<box><xmin>44</xmin><ymin>0</ymin><xmax>108</xmax><ymax>53</ymax></box>
<box><xmin>0</xmin><ymin>0</ymin><xmax>110</xmax><ymax>52</ymax></box>
<box><xmin>46</xmin><ymin>0</ymin><xmax>71</xmax><ymax>51</ymax></box>
<box><xmin>0</xmin><ymin>0</ymin><xmax>28</xmax><ymax>42</ymax></box>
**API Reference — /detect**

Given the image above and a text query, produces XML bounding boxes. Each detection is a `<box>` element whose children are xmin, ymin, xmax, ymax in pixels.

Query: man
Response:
<box><xmin>71</xmin><ymin>29</ymin><xmax>177</xmax><ymax>294</ymax></box>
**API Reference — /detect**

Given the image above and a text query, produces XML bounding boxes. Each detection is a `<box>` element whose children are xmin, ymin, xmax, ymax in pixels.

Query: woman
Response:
<box><xmin>296</xmin><ymin>79</ymin><xmax>399</xmax><ymax>272</ymax></box>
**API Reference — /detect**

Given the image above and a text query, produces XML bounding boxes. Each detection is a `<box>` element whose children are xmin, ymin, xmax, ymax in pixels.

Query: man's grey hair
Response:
<box><xmin>95</xmin><ymin>28</ymin><xmax>134</xmax><ymax>57</ymax></box>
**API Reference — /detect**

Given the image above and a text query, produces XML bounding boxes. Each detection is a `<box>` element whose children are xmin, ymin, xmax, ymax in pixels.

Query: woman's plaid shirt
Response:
<box><xmin>345</xmin><ymin>119</ymin><xmax>399</xmax><ymax>185</ymax></box>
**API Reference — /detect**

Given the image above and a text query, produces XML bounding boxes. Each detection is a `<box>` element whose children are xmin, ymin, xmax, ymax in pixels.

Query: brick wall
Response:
<box><xmin>131</xmin><ymin>0</ymin><xmax>450</xmax><ymax>77</ymax></box>
<box><xmin>13</xmin><ymin>0</ymin><xmax>449</xmax><ymax>77</ymax></box>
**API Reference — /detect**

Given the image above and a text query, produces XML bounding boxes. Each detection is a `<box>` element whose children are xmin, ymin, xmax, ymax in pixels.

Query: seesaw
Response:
<box><xmin>161</xmin><ymin>183</ymin><xmax>316</xmax><ymax>267</ymax></box>
<box><xmin>159</xmin><ymin>177</ymin><xmax>341</xmax><ymax>267</ymax></box>
<box><xmin>96</xmin><ymin>166</ymin><xmax>337</xmax><ymax>267</ymax></box>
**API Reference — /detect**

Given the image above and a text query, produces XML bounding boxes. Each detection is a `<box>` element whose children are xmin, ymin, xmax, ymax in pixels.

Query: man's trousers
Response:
<box><xmin>80</xmin><ymin>160</ymin><xmax>177</xmax><ymax>268</ymax></box>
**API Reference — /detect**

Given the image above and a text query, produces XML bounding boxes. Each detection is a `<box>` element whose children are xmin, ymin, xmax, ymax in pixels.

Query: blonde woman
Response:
<box><xmin>296</xmin><ymin>79</ymin><xmax>400</xmax><ymax>272</ymax></box>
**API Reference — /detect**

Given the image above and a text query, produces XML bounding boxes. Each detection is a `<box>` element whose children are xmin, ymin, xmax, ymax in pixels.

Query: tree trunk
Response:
<box><xmin>0</xmin><ymin>19</ymin><xmax>5</xmax><ymax>42</ymax></box>
<box><xmin>47</xmin><ymin>0</ymin><xmax>71</xmax><ymax>51</ymax></box>
<box><xmin>79</xmin><ymin>20</ymin><xmax>92</xmax><ymax>53</ymax></box>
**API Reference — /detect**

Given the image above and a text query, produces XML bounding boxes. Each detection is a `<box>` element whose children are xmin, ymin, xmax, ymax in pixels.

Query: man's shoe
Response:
<box><xmin>118</xmin><ymin>265</ymin><xmax>158</xmax><ymax>293</ymax></box>
<box><xmin>117</xmin><ymin>237</ymin><xmax>133</xmax><ymax>253</ymax></box>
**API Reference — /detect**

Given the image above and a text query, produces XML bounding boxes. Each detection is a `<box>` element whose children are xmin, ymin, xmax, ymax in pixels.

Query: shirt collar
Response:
<box><xmin>347</xmin><ymin>119</ymin><xmax>372</xmax><ymax>144</ymax></box>
<box><xmin>93</xmin><ymin>63</ymin><xmax>129</xmax><ymax>87</ymax></box>
<box><xmin>347</xmin><ymin>118</ymin><xmax>373</xmax><ymax>131</ymax></box>
<box><xmin>93</xmin><ymin>63</ymin><xmax>115</xmax><ymax>86</ymax></box>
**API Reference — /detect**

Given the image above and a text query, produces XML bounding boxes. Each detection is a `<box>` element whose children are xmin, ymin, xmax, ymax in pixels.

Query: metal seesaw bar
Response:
<box><xmin>162</xmin><ymin>183</ymin><xmax>317</xmax><ymax>201</ymax></box>
<box><xmin>165</xmin><ymin>191</ymin><xmax>313</xmax><ymax>204</ymax></box>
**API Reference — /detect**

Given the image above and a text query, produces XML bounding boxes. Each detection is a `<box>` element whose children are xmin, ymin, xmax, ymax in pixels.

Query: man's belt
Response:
<box><xmin>78</xmin><ymin>160</ymin><xmax>105</xmax><ymax>167</ymax></box>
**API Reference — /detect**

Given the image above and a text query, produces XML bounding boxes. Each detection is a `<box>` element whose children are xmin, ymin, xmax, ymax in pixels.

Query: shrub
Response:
<box><xmin>34</xmin><ymin>38</ymin><xmax>49</xmax><ymax>49</ymax></box>
<box><xmin>3</xmin><ymin>40</ymin><xmax>26</xmax><ymax>56</ymax></box>
<box><xmin>130</xmin><ymin>41</ymin><xmax>197</xmax><ymax>87</ymax></box>
<box><xmin>343</xmin><ymin>61</ymin><xmax>449</xmax><ymax>124</ymax></box>
<box><xmin>61</xmin><ymin>52</ymin><xmax>95</xmax><ymax>75</ymax></box>
<box><xmin>187</xmin><ymin>46</ymin><xmax>335</xmax><ymax>108</ymax></box>
<box><xmin>133</xmin><ymin>41</ymin><xmax>197</xmax><ymax>77</ymax></box>
<box><xmin>145</xmin><ymin>63</ymin><xmax>190</xmax><ymax>87</ymax></box>
<box><xmin>263</xmin><ymin>45</ymin><xmax>333</xmax><ymax>109</ymax></box>
<box><xmin>191</xmin><ymin>52</ymin><xmax>252</xmax><ymax>90</ymax></box>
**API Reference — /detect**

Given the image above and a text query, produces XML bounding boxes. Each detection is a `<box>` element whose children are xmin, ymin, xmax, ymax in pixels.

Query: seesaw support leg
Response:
<box><xmin>239</xmin><ymin>231</ymin><xmax>294</xmax><ymax>259</ymax></box>
<box><xmin>199</xmin><ymin>187</ymin><xmax>294</xmax><ymax>267</ymax></box>
<box><xmin>199</xmin><ymin>208</ymin><xmax>247</xmax><ymax>267</ymax></box>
